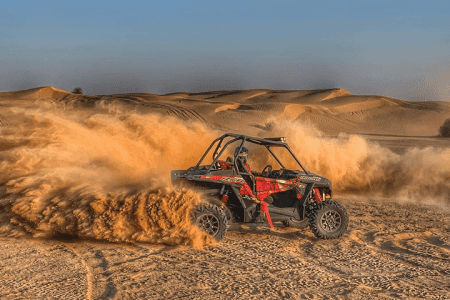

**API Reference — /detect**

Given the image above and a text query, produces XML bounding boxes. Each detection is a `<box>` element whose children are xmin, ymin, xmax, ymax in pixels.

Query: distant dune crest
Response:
<box><xmin>0</xmin><ymin>86</ymin><xmax>449</xmax><ymax>137</ymax></box>
<box><xmin>0</xmin><ymin>86</ymin><xmax>70</xmax><ymax>100</ymax></box>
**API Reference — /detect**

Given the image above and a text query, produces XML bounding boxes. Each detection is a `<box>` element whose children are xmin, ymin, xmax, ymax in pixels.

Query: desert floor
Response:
<box><xmin>0</xmin><ymin>87</ymin><xmax>449</xmax><ymax>299</ymax></box>
<box><xmin>1</xmin><ymin>196</ymin><xmax>450</xmax><ymax>299</ymax></box>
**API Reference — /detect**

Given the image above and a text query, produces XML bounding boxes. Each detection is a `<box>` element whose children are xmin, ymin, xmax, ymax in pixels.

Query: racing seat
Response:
<box><xmin>217</xmin><ymin>156</ymin><xmax>234</xmax><ymax>170</ymax></box>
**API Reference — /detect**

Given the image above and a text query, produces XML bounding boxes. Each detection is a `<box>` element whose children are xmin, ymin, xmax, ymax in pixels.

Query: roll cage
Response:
<box><xmin>194</xmin><ymin>133</ymin><xmax>309</xmax><ymax>175</ymax></box>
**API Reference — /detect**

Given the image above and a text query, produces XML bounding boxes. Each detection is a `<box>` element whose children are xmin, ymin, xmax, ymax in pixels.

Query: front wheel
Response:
<box><xmin>191</xmin><ymin>203</ymin><xmax>228</xmax><ymax>241</ymax></box>
<box><xmin>309</xmin><ymin>200</ymin><xmax>348</xmax><ymax>239</ymax></box>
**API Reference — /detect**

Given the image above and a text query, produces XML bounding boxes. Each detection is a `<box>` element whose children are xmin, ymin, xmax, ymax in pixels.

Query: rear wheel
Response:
<box><xmin>204</xmin><ymin>197</ymin><xmax>234</xmax><ymax>223</ymax></box>
<box><xmin>191</xmin><ymin>204</ymin><xmax>228</xmax><ymax>241</ymax></box>
<box><xmin>309</xmin><ymin>200</ymin><xmax>348</xmax><ymax>239</ymax></box>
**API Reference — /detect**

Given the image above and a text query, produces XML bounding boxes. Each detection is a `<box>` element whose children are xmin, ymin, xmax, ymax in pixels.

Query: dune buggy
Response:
<box><xmin>171</xmin><ymin>133</ymin><xmax>348</xmax><ymax>240</ymax></box>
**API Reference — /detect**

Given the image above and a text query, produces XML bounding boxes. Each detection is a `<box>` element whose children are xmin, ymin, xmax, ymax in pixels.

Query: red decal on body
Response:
<box><xmin>239</xmin><ymin>184</ymin><xmax>255</xmax><ymax>197</ymax></box>
<box><xmin>253</xmin><ymin>177</ymin><xmax>298</xmax><ymax>228</ymax></box>
<box><xmin>255</xmin><ymin>177</ymin><xmax>295</xmax><ymax>202</ymax></box>
<box><xmin>202</xmin><ymin>174</ymin><xmax>302</xmax><ymax>228</ymax></box>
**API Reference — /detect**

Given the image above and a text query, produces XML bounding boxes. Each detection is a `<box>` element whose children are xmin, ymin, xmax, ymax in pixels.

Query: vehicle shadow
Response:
<box><xmin>227</xmin><ymin>223</ymin><xmax>317</xmax><ymax>242</ymax></box>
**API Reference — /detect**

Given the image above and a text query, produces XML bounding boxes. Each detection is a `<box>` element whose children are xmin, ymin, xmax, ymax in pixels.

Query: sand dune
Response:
<box><xmin>25</xmin><ymin>86</ymin><xmax>447</xmax><ymax>137</ymax></box>
<box><xmin>5</xmin><ymin>86</ymin><xmax>445</xmax><ymax>137</ymax></box>
<box><xmin>0</xmin><ymin>86</ymin><xmax>70</xmax><ymax>101</ymax></box>
<box><xmin>0</xmin><ymin>86</ymin><xmax>449</xmax><ymax>299</ymax></box>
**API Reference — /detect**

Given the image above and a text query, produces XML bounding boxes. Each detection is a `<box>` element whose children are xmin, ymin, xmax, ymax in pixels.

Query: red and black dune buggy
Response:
<box><xmin>171</xmin><ymin>133</ymin><xmax>348</xmax><ymax>240</ymax></box>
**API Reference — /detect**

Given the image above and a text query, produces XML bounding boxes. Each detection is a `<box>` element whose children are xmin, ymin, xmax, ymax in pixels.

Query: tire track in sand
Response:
<box><xmin>63</xmin><ymin>244</ymin><xmax>117</xmax><ymax>300</ymax></box>
<box><xmin>63</xmin><ymin>244</ymin><xmax>95</xmax><ymax>300</ymax></box>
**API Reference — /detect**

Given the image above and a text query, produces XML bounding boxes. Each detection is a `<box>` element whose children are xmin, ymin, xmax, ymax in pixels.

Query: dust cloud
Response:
<box><xmin>0</xmin><ymin>101</ymin><xmax>216</xmax><ymax>247</ymax></box>
<box><xmin>257</xmin><ymin>121</ymin><xmax>450</xmax><ymax>206</ymax></box>
<box><xmin>0</xmin><ymin>98</ymin><xmax>449</xmax><ymax>247</ymax></box>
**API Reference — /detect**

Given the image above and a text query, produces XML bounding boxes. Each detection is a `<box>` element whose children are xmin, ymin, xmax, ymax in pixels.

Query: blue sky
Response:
<box><xmin>1</xmin><ymin>0</ymin><xmax>449</xmax><ymax>99</ymax></box>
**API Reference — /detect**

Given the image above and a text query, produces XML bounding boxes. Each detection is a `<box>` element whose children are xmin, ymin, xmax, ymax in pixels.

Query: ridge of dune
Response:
<box><xmin>214</xmin><ymin>103</ymin><xmax>241</xmax><ymax>113</ymax></box>
<box><xmin>243</xmin><ymin>91</ymin><xmax>269</xmax><ymax>101</ymax></box>
<box><xmin>321</xmin><ymin>95</ymin><xmax>395</xmax><ymax>106</ymax></box>
<box><xmin>322</xmin><ymin>88</ymin><xmax>353</xmax><ymax>100</ymax></box>
<box><xmin>0</xmin><ymin>86</ymin><xmax>70</xmax><ymax>100</ymax></box>
<box><xmin>329</xmin><ymin>98</ymin><xmax>399</xmax><ymax>114</ymax></box>
<box><xmin>283</xmin><ymin>104</ymin><xmax>308</xmax><ymax>120</ymax></box>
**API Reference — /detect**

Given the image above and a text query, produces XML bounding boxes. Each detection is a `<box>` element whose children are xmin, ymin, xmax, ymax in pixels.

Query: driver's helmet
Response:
<box><xmin>234</xmin><ymin>146</ymin><xmax>249</xmax><ymax>164</ymax></box>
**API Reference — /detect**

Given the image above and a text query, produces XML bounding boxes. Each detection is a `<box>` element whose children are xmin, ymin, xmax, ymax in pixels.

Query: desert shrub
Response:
<box><xmin>439</xmin><ymin>118</ymin><xmax>450</xmax><ymax>137</ymax></box>
<box><xmin>71</xmin><ymin>87</ymin><xmax>83</xmax><ymax>94</ymax></box>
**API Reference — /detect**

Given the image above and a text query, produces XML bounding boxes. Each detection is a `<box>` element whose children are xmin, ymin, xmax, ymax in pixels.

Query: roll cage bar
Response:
<box><xmin>194</xmin><ymin>133</ymin><xmax>309</xmax><ymax>175</ymax></box>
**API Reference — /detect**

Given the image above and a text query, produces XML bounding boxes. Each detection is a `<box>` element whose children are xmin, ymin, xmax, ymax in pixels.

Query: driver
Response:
<box><xmin>234</xmin><ymin>146</ymin><xmax>252</xmax><ymax>174</ymax></box>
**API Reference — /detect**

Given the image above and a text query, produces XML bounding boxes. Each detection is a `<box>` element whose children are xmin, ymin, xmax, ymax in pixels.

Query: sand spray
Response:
<box><xmin>0</xmin><ymin>100</ymin><xmax>448</xmax><ymax>246</ymax></box>
<box><xmin>0</xmin><ymin>102</ymin><xmax>216</xmax><ymax>247</ymax></box>
<box><xmin>254</xmin><ymin>121</ymin><xmax>450</xmax><ymax>206</ymax></box>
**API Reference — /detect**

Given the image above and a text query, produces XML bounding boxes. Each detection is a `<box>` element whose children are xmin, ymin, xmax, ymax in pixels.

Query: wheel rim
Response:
<box><xmin>320</xmin><ymin>210</ymin><xmax>342</xmax><ymax>232</ymax></box>
<box><xmin>197</xmin><ymin>214</ymin><xmax>220</xmax><ymax>236</ymax></box>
